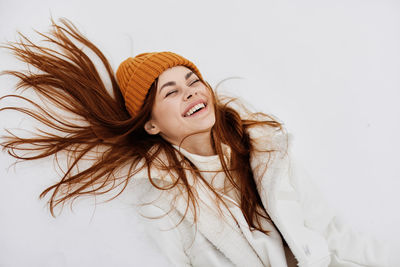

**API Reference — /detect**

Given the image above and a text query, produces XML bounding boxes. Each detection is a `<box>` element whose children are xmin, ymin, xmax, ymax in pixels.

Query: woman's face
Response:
<box><xmin>144</xmin><ymin>66</ymin><xmax>216</xmax><ymax>145</ymax></box>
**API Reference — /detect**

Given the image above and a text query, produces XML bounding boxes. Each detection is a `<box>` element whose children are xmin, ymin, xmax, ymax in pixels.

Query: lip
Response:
<box><xmin>182</xmin><ymin>99</ymin><xmax>208</xmax><ymax>117</ymax></box>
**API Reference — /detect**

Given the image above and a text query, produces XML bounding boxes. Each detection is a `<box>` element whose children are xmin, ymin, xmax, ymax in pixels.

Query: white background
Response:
<box><xmin>0</xmin><ymin>0</ymin><xmax>399</xmax><ymax>266</ymax></box>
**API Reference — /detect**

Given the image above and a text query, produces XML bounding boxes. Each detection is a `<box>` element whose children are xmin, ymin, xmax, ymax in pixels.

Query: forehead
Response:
<box><xmin>157</xmin><ymin>66</ymin><xmax>193</xmax><ymax>84</ymax></box>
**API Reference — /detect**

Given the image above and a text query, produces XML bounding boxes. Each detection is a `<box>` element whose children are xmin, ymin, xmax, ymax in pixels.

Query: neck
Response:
<box><xmin>177</xmin><ymin>132</ymin><xmax>216</xmax><ymax>156</ymax></box>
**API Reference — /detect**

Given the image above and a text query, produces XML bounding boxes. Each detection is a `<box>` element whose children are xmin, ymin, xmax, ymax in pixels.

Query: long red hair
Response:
<box><xmin>0</xmin><ymin>19</ymin><xmax>286</xmax><ymax>235</ymax></box>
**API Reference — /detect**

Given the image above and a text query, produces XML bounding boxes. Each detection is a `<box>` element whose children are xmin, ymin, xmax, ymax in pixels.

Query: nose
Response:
<box><xmin>184</xmin><ymin>87</ymin><xmax>197</xmax><ymax>100</ymax></box>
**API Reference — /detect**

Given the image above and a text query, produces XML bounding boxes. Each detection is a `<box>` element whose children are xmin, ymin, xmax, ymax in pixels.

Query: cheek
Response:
<box><xmin>152</xmin><ymin>101</ymin><xmax>181</xmax><ymax>125</ymax></box>
<box><xmin>201</xmin><ymin>85</ymin><xmax>215</xmax><ymax>102</ymax></box>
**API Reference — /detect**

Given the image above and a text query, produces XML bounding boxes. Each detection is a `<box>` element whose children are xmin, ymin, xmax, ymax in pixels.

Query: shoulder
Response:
<box><xmin>128</xmin><ymin>145</ymin><xmax>182</xmax><ymax>184</ymax></box>
<box><xmin>243</xmin><ymin>114</ymin><xmax>290</xmax><ymax>162</ymax></box>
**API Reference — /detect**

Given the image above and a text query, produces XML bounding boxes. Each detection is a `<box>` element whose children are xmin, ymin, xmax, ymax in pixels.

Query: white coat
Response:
<box><xmin>129</xmin><ymin>124</ymin><xmax>389</xmax><ymax>267</ymax></box>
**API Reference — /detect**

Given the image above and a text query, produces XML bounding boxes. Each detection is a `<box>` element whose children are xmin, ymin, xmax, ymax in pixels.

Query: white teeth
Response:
<box><xmin>185</xmin><ymin>103</ymin><xmax>205</xmax><ymax>117</ymax></box>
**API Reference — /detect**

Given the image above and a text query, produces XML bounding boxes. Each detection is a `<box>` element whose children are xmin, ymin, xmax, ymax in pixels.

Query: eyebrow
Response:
<box><xmin>159</xmin><ymin>71</ymin><xmax>194</xmax><ymax>93</ymax></box>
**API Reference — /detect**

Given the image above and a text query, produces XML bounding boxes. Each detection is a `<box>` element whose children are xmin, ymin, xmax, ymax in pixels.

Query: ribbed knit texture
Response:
<box><xmin>116</xmin><ymin>52</ymin><xmax>203</xmax><ymax>117</ymax></box>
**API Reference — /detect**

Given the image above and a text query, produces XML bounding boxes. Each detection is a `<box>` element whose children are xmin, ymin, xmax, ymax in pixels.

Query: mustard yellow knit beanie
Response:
<box><xmin>116</xmin><ymin>51</ymin><xmax>203</xmax><ymax>117</ymax></box>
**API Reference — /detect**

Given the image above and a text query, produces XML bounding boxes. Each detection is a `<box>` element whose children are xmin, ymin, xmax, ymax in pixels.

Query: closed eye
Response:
<box><xmin>165</xmin><ymin>90</ymin><xmax>178</xmax><ymax>97</ymax></box>
<box><xmin>190</xmin><ymin>79</ymin><xmax>200</xmax><ymax>86</ymax></box>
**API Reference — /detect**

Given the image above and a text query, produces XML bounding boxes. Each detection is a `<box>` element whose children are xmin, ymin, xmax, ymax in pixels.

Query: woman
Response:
<box><xmin>0</xmin><ymin>19</ymin><xmax>389</xmax><ymax>267</ymax></box>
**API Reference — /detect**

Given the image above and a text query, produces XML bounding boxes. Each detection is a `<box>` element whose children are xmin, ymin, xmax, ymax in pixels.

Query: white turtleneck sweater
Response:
<box><xmin>174</xmin><ymin>145</ymin><xmax>297</xmax><ymax>267</ymax></box>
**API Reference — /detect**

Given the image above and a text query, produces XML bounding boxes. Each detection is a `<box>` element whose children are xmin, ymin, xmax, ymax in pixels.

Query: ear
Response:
<box><xmin>144</xmin><ymin>120</ymin><xmax>160</xmax><ymax>135</ymax></box>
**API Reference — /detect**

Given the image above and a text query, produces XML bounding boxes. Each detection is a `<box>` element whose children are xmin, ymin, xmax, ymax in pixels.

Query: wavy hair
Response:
<box><xmin>0</xmin><ymin>19</ymin><xmax>285</xmax><ymax>235</ymax></box>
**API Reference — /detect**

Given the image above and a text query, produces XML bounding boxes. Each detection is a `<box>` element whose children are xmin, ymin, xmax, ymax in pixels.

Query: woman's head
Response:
<box><xmin>116</xmin><ymin>52</ymin><xmax>204</xmax><ymax>117</ymax></box>
<box><xmin>116</xmin><ymin>52</ymin><xmax>216</xmax><ymax>152</ymax></box>
<box><xmin>144</xmin><ymin>66</ymin><xmax>216</xmax><ymax>147</ymax></box>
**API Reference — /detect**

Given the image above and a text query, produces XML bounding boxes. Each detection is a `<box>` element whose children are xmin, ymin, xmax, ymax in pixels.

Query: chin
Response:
<box><xmin>200</xmin><ymin>118</ymin><xmax>216</xmax><ymax>131</ymax></box>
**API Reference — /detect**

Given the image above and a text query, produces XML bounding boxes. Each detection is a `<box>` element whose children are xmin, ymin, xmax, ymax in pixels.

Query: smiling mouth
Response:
<box><xmin>184</xmin><ymin>102</ymin><xmax>207</xmax><ymax>117</ymax></box>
